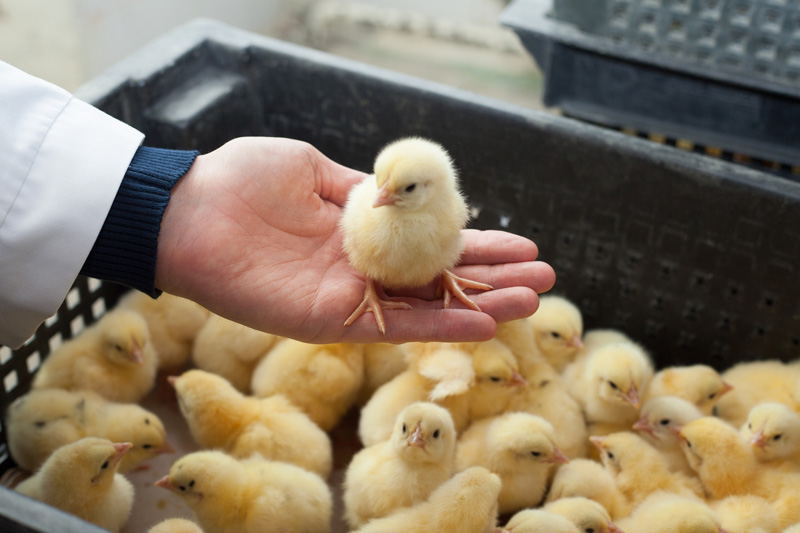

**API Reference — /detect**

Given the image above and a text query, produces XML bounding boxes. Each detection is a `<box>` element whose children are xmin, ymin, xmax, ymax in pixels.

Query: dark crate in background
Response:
<box><xmin>1</xmin><ymin>17</ymin><xmax>800</xmax><ymax>531</ymax></box>
<box><xmin>501</xmin><ymin>0</ymin><xmax>800</xmax><ymax>177</ymax></box>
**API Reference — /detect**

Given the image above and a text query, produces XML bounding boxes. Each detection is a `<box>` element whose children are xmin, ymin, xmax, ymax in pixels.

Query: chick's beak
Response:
<box><xmin>623</xmin><ymin>384</ymin><xmax>640</xmax><ymax>409</ymax></box>
<box><xmin>567</xmin><ymin>334</ymin><xmax>584</xmax><ymax>348</ymax></box>
<box><xmin>167</xmin><ymin>376</ymin><xmax>179</xmax><ymax>387</ymax></box>
<box><xmin>608</xmin><ymin>520</ymin><xmax>623</xmax><ymax>533</ymax></box>
<box><xmin>129</xmin><ymin>338</ymin><xmax>143</xmax><ymax>364</ymax></box>
<box><xmin>589</xmin><ymin>436</ymin><xmax>606</xmax><ymax>451</ymax></box>
<box><xmin>633</xmin><ymin>417</ymin><xmax>655</xmax><ymax>437</ymax></box>
<box><xmin>159</xmin><ymin>441</ymin><xmax>176</xmax><ymax>455</ymax></box>
<box><xmin>508</xmin><ymin>371</ymin><xmax>527</xmax><ymax>387</ymax></box>
<box><xmin>373</xmin><ymin>183</ymin><xmax>398</xmax><ymax>208</ymax></box>
<box><xmin>154</xmin><ymin>474</ymin><xmax>174</xmax><ymax>491</ymax></box>
<box><xmin>112</xmin><ymin>442</ymin><xmax>133</xmax><ymax>467</ymax></box>
<box><xmin>669</xmin><ymin>424</ymin><xmax>684</xmax><ymax>438</ymax></box>
<box><xmin>408</xmin><ymin>424</ymin><xmax>426</xmax><ymax>448</ymax></box>
<box><xmin>545</xmin><ymin>446</ymin><xmax>570</xmax><ymax>464</ymax></box>
<box><xmin>750</xmin><ymin>429</ymin><xmax>767</xmax><ymax>448</ymax></box>
<box><xmin>719</xmin><ymin>382</ymin><xmax>734</xmax><ymax>397</ymax></box>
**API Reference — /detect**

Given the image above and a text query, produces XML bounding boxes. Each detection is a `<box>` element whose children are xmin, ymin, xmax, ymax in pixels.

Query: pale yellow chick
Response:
<box><xmin>148</xmin><ymin>518</ymin><xmax>205</xmax><ymax>533</ymax></box>
<box><xmin>460</xmin><ymin>337</ymin><xmax>528</xmax><ymax>422</ymax></box>
<box><xmin>344</xmin><ymin>402</ymin><xmax>456</xmax><ymax>528</ymax></box>
<box><xmin>456</xmin><ymin>412</ymin><xmax>569</xmax><ymax>514</ymax></box>
<box><xmin>678</xmin><ymin>417</ymin><xmax>800</xmax><ymax>528</ymax></box>
<box><xmin>497</xmin><ymin>509</ymin><xmax>580</xmax><ymax>533</ymax></box>
<box><xmin>351</xmin><ymin>466</ymin><xmax>501</xmax><ymax>533</ymax></box>
<box><xmin>579</xmin><ymin>329</ymin><xmax>631</xmax><ymax>355</ymax></box>
<box><xmin>31</xmin><ymin>308</ymin><xmax>158</xmax><ymax>403</ymax></box>
<box><xmin>340</xmin><ymin>137</ymin><xmax>491</xmax><ymax>334</ymax></box>
<box><xmin>358</xmin><ymin>342</ymin><xmax>409</xmax><ymax>405</ymax></box>
<box><xmin>16</xmin><ymin>437</ymin><xmax>134</xmax><ymax>532</ymax></box>
<box><xmin>170</xmin><ymin>369</ymin><xmax>332</xmax><ymax>478</ymax></box>
<box><xmin>527</xmin><ymin>295</ymin><xmax>584</xmax><ymax>373</ymax></box>
<box><xmin>495</xmin><ymin>317</ymin><xmax>543</xmax><ymax>376</ymax></box>
<box><xmin>591</xmin><ymin>432</ymin><xmax>704</xmax><ymax>510</ymax></box>
<box><xmin>645</xmin><ymin>364</ymin><xmax>732</xmax><ymax>415</ymax></box>
<box><xmin>715</xmin><ymin>360</ymin><xmax>800</xmax><ymax>427</ymax></box>
<box><xmin>543</xmin><ymin>497</ymin><xmax>623</xmax><ymax>533</ymax></box>
<box><xmin>741</xmin><ymin>402</ymin><xmax>800</xmax><ymax>470</ymax></box>
<box><xmin>712</xmin><ymin>494</ymin><xmax>782</xmax><ymax>533</ymax></box>
<box><xmin>546</xmin><ymin>458</ymin><xmax>629</xmax><ymax>520</ymax></box>
<box><xmin>563</xmin><ymin>340</ymin><xmax>653</xmax><ymax>430</ymax></box>
<box><xmin>251</xmin><ymin>339</ymin><xmax>364</xmax><ymax>431</ymax></box>
<box><xmin>507</xmin><ymin>358</ymin><xmax>589</xmax><ymax>459</ymax></box>
<box><xmin>634</xmin><ymin>395</ymin><xmax>704</xmax><ymax>476</ymax></box>
<box><xmin>358</xmin><ymin>343</ymin><xmax>474</xmax><ymax>446</ymax></box>
<box><xmin>117</xmin><ymin>290</ymin><xmax>209</xmax><ymax>370</ymax></box>
<box><xmin>5</xmin><ymin>389</ymin><xmax>171</xmax><ymax>473</ymax></box>
<box><xmin>191</xmin><ymin>314</ymin><xmax>277</xmax><ymax>393</ymax></box>
<box><xmin>155</xmin><ymin>450</ymin><xmax>331</xmax><ymax>533</ymax></box>
<box><xmin>616</xmin><ymin>493</ymin><xmax>724</xmax><ymax>533</ymax></box>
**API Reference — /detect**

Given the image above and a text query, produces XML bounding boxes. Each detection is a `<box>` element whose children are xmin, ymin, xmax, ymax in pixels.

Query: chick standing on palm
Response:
<box><xmin>340</xmin><ymin>137</ymin><xmax>492</xmax><ymax>334</ymax></box>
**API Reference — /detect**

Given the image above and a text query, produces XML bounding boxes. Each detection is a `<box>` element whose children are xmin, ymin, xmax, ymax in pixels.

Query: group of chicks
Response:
<box><xmin>5</xmin><ymin>288</ymin><xmax>800</xmax><ymax>533</ymax></box>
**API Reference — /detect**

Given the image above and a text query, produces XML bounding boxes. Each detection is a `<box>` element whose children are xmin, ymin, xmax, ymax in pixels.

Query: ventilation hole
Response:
<box><xmin>88</xmin><ymin>278</ymin><xmax>102</xmax><ymax>292</ymax></box>
<box><xmin>728</xmin><ymin>285</ymin><xmax>741</xmax><ymax>296</ymax></box>
<box><xmin>92</xmin><ymin>298</ymin><xmax>107</xmax><ymax>319</ymax></box>
<box><xmin>48</xmin><ymin>333</ymin><xmax>63</xmax><ymax>354</ymax></box>
<box><xmin>4</xmin><ymin>371</ymin><xmax>18</xmax><ymax>392</ymax></box>
<box><xmin>0</xmin><ymin>346</ymin><xmax>12</xmax><ymax>365</ymax></box>
<box><xmin>754</xmin><ymin>326</ymin><xmax>766</xmax><ymax>337</ymax></box>
<box><xmin>44</xmin><ymin>313</ymin><xmax>59</xmax><ymax>327</ymax></box>
<box><xmin>66</xmin><ymin>288</ymin><xmax>80</xmax><ymax>310</ymax></box>
<box><xmin>70</xmin><ymin>316</ymin><xmax>85</xmax><ymax>337</ymax></box>
<box><xmin>26</xmin><ymin>352</ymin><xmax>41</xmax><ymax>373</ymax></box>
<box><xmin>763</xmin><ymin>297</ymin><xmax>774</xmax><ymax>307</ymax></box>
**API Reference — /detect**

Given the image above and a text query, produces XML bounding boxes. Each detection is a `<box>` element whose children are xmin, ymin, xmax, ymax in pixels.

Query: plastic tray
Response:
<box><xmin>501</xmin><ymin>0</ymin><xmax>800</xmax><ymax>170</ymax></box>
<box><xmin>2</xmin><ymin>17</ymin><xmax>800</xmax><ymax>531</ymax></box>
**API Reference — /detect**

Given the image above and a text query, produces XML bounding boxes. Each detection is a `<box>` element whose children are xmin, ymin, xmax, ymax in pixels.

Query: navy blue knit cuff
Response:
<box><xmin>81</xmin><ymin>146</ymin><xmax>200</xmax><ymax>297</ymax></box>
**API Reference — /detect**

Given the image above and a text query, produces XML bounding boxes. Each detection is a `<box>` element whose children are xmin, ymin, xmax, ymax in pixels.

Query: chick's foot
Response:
<box><xmin>344</xmin><ymin>278</ymin><xmax>412</xmax><ymax>334</ymax></box>
<box><xmin>437</xmin><ymin>270</ymin><xmax>493</xmax><ymax>312</ymax></box>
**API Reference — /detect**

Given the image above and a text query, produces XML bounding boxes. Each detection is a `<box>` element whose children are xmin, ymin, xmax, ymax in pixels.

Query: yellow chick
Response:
<box><xmin>578</xmin><ymin>328</ymin><xmax>631</xmax><ymax>355</ymax></box>
<box><xmin>677</xmin><ymin>417</ymin><xmax>800</xmax><ymax>528</ymax></box>
<box><xmin>617</xmin><ymin>492</ymin><xmax>724</xmax><ymax>533</ymax></box>
<box><xmin>546</xmin><ymin>458</ymin><xmax>629</xmax><ymax>520</ymax></box>
<box><xmin>358</xmin><ymin>342</ymin><xmax>409</xmax><ymax>405</ymax></box>
<box><xmin>591</xmin><ymin>432</ymin><xmax>704</xmax><ymax>509</ymax></box>
<box><xmin>564</xmin><ymin>340</ymin><xmax>653</xmax><ymax>430</ymax></box>
<box><xmin>340</xmin><ymin>137</ymin><xmax>492</xmax><ymax>334</ymax></box>
<box><xmin>495</xmin><ymin>317</ymin><xmax>543</xmax><ymax>376</ymax></box>
<box><xmin>191</xmin><ymin>313</ymin><xmax>277</xmax><ymax>393</ymax></box>
<box><xmin>527</xmin><ymin>295</ymin><xmax>584</xmax><ymax>373</ymax></box>
<box><xmin>543</xmin><ymin>497</ymin><xmax>624</xmax><ymax>533</ymax></box>
<box><xmin>508</xmin><ymin>358</ymin><xmax>589</xmax><ymax>459</ymax></box>
<box><xmin>148</xmin><ymin>518</ymin><xmax>205</xmax><ymax>533</ymax></box>
<box><xmin>344</xmin><ymin>402</ymin><xmax>456</xmax><ymax>528</ymax></box>
<box><xmin>645</xmin><ymin>364</ymin><xmax>733</xmax><ymax>415</ymax></box>
<box><xmin>711</xmin><ymin>494</ymin><xmax>782</xmax><ymax>533</ymax></box>
<box><xmin>15</xmin><ymin>437</ymin><xmax>134</xmax><ymax>532</ymax></box>
<box><xmin>358</xmin><ymin>343</ymin><xmax>474</xmax><ymax>446</ymax></box>
<box><xmin>715</xmin><ymin>360</ymin><xmax>800</xmax><ymax>427</ymax></box>
<box><xmin>31</xmin><ymin>308</ymin><xmax>158</xmax><ymax>403</ymax></box>
<box><xmin>634</xmin><ymin>395</ymin><xmax>704</xmax><ymax>476</ymax></box>
<box><xmin>250</xmin><ymin>339</ymin><xmax>364</xmax><ymax>431</ymax></box>
<box><xmin>351</xmin><ymin>466</ymin><xmax>502</xmax><ymax>533</ymax></box>
<box><xmin>170</xmin><ymin>369</ymin><xmax>332</xmax><ymax>478</ymax></box>
<box><xmin>497</xmin><ymin>509</ymin><xmax>581</xmax><ymax>533</ymax></box>
<box><xmin>741</xmin><ymin>402</ymin><xmax>800</xmax><ymax>470</ymax></box>
<box><xmin>456</xmin><ymin>412</ymin><xmax>569</xmax><ymax>514</ymax></box>
<box><xmin>6</xmin><ymin>388</ymin><xmax>171</xmax><ymax>474</ymax></box>
<box><xmin>155</xmin><ymin>450</ymin><xmax>331</xmax><ymax>533</ymax></box>
<box><xmin>460</xmin><ymin>338</ymin><xmax>527</xmax><ymax>423</ymax></box>
<box><xmin>116</xmin><ymin>290</ymin><xmax>209</xmax><ymax>370</ymax></box>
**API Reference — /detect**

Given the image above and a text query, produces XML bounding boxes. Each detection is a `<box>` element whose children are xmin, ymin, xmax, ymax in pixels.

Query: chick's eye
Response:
<box><xmin>404</xmin><ymin>184</ymin><xmax>416</xmax><ymax>193</ymax></box>
<box><xmin>101</xmin><ymin>461</ymin><xmax>109</xmax><ymax>470</ymax></box>
<box><xmin>531</xmin><ymin>451</ymin><xmax>541</xmax><ymax>457</ymax></box>
<box><xmin>433</xmin><ymin>430</ymin><xmax>440</xmax><ymax>439</ymax></box>
<box><xmin>660</xmin><ymin>419</ymin><xmax>670</xmax><ymax>426</ymax></box>
<box><xmin>748</xmin><ymin>423</ymin><xmax>752</xmax><ymax>430</ymax></box>
<box><xmin>586</xmin><ymin>529</ymin><xmax>595</xmax><ymax>533</ymax></box>
<box><xmin>685</xmin><ymin>440</ymin><xmax>692</xmax><ymax>449</ymax></box>
<box><xmin>489</xmin><ymin>377</ymin><xmax>502</xmax><ymax>383</ymax></box>
<box><xmin>550</xmin><ymin>331</ymin><xmax>561</xmax><ymax>339</ymax></box>
<box><xmin>609</xmin><ymin>381</ymin><xmax>618</xmax><ymax>390</ymax></box>
<box><xmin>179</xmin><ymin>485</ymin><xmax>186</xmax><ymax>492</ymax></box>
<box><xmin>708</xmin><ymin>392</ymin><xmax>717</xmax><ymax>400</ymax></box>
<box><xmin>402</xmin><ymin>423</ymin><xmax>407</xmax><ymax>434</ymax></box>
<box><xmin>189</xmin><ymin>480</ymin><xmax>195</xmax><ymax>488</ymax></box>
<box><xmin>114</xmin><ymin>344</ymin><xmax>123</xmax><ymax>351</ymax></box>
<box><xmin>142</xmin><ymin>444</ymin><xmax>152</xmax><ymax>450</ymax></box>
<box><xmin>774</xmin><ymin>434</ymin><xmax>782</xmax><ymax>441</ymax></box>
<box><xmin>606</xmin><ymin>451</ymin><xmax>615</xmax><ymax>460</ymax></box>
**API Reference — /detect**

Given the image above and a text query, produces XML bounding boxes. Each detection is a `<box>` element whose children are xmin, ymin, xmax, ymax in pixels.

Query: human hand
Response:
<box><xmin>155</xmin><ymin>137</ymin><xmax>555</xmax><ymax>343</ymax></box>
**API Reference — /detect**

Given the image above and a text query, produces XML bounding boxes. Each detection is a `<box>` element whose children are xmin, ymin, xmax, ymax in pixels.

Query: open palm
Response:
<box><xmin>156</xmin><ymin>137</ymin><xmax>555</xmax><ymax>343</ymax></box>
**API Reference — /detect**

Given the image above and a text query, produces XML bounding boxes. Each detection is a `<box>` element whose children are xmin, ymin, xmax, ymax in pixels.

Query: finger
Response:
<box><xmin>386</xmin><ymin>261</ymin><xmax>556</xmax><ymax>300</ymax></box>
<box><xmin>319</xmin><ymin>160</ymin><xmax>369</xmax><ymax>207</ymax></box>
<box><xmin>338</xmin><ymin>308</ymin><xmax>498</xmax><ymax>344</ymax></box>
<box><xmin>459</xmin><ymin>229</ymin><xmax>539</xmax><ymax>265</ymax></box>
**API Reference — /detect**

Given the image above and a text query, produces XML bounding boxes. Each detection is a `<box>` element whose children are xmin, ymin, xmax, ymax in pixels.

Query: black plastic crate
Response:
<box><xmin>2</xmin><ymin>17</ymin><xmax>800</xmax><ymax>531</ymax></box>
<box><xmin>501</xmin><ymin>0</ymin><xmax>800</xmax><ymax>171</ymax></box>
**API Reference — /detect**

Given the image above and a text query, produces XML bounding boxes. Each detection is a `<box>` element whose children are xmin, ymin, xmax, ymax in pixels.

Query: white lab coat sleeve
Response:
<box><xmin>0</xmin><ymin>61</ymin><xmax>144</xmax><ymax>348</ymax></box>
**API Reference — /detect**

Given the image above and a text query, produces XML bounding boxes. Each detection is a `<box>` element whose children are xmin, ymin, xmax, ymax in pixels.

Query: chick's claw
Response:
<box><xmin>345</xmin><ymin>278</ymin><xmax>413</xmax><ymax>334</ymax></box>
<box><xmin>437</xmin><ymin>270</ymin><xmax>493</xmax><ymax>312</ymax></box>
